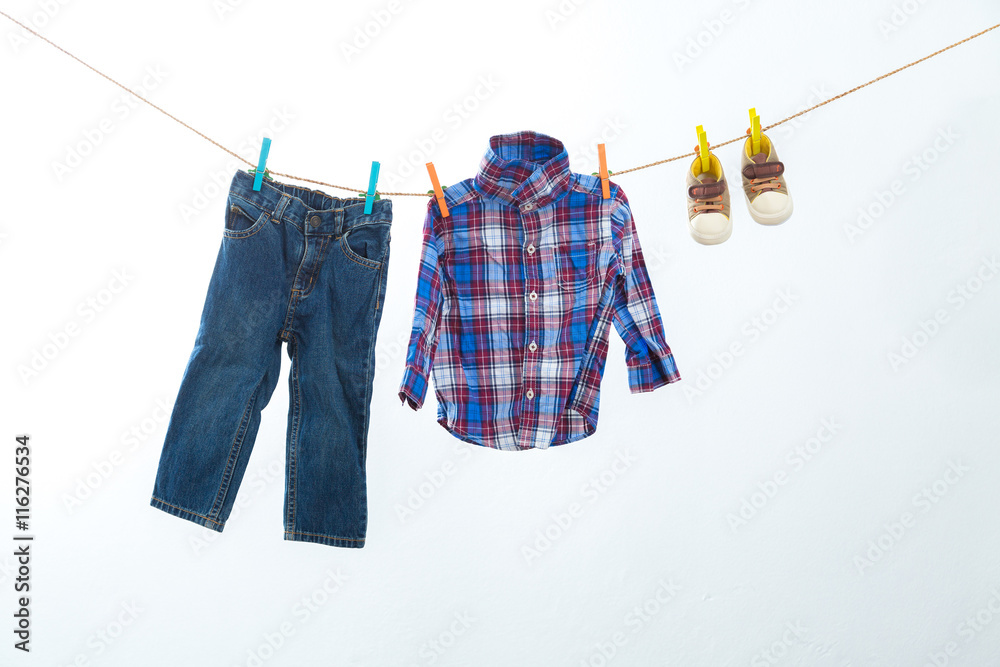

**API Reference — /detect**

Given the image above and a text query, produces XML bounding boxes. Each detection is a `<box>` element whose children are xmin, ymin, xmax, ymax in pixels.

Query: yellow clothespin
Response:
<box><xmin>749</xmin><ymin>107</ymin><xmax>761</xmax><ymax>155</ymax></box>
<box><xmin>425</xmin><ymin>162</ymin><xmax>449</xmax><ymax>218</ymax></box>
<box><xmin>597</xmin><ymin>143</ymin><xmax>610</xmax><ymax>199</ymax></box>
<box><xmin>696</xmin><ymin>125</ymin><xmax>710</xmax><ymax>173</ymax></box>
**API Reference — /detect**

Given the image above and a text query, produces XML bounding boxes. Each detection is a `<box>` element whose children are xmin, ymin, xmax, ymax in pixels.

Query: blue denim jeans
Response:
<box><xmin>151</xmin><ymin>170</ymin><xmax>391</xmax><ymax>547</ymax></box>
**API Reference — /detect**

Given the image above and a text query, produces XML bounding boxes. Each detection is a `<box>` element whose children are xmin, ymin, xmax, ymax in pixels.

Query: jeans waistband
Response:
<box><xmin>229</xmin><ymin>169</ymin><xmax>391</xmax><ymax>235</ymax></box>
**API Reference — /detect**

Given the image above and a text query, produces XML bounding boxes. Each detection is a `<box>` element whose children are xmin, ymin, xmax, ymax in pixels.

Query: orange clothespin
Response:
<box><xmin>597</xmin><ymin>143</ymin><xmax>610</xmax><ymax>199</ymax></box>
<box><xmin>425</xmin><ymin>162</ymin><xmax>449</xmax><ymax>217</ymax></box>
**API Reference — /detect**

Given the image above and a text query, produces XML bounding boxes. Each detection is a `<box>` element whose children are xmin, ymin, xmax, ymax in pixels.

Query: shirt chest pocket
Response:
<box><xmin>555</xmin><ymin>240</ymin><xmax>598</xmax><ymax>291</ymax></box>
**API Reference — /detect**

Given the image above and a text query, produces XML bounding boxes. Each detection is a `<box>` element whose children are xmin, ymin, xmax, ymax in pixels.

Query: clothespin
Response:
<box><xmin>361</xmin><ymin>161</ymin><xmax>380</xmax><ymax>214</ymax></box>
<box><xmin>425</xmin><ymin>162</ymin><xmax>449</xmax><ymax>217</ymax></box>
<box><xmin>252</xmin><ymin>137</ymin><xmax>271</xmax><ymax>191</ymax></box>
<box><xmin>749</xmin><ymin>108</ymin><xmax>762</xmax><ymax>155</ymax></box>
<box><xmin>695</xmin><ymin>125</ymin><xmax>710</xmax><ymax>173</ymax></box>
<box><xmin>597</xmin><ymin>143</ymin><xmax>611</xmax><ymax>199</ymax></box>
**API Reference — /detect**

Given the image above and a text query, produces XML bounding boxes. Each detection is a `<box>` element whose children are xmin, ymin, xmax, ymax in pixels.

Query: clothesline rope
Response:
<box><xmin>2</xmin><ymin>9</ymin><xmax>996</xmax><ymax>195</ymax></box>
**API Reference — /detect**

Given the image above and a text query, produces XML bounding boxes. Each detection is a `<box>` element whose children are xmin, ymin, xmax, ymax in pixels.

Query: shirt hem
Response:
<box><xmin>435</xmin><ymin>413</ymin><xmax>597</xmax><ymax>451</ymax></box>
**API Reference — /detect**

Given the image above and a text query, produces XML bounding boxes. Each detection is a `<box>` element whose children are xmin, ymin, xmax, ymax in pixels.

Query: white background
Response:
<box><xmin>2</xmin><ymin>1</ymin><xmax>999</xmax><ymax>665</ymax></box>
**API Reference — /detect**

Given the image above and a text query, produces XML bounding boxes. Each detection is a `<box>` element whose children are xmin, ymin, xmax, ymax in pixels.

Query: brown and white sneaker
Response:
<box><xmin>740</xmin><ymin>133</ymin><xmax>793</xmax><ymax>225</ymax></box>
<box><xmin>686</xmin><ymin>151</ymin><xmax>732</xmax><ymax>245</ymax></box>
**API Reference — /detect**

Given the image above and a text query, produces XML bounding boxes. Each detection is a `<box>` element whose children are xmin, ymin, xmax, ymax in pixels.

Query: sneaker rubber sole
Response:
<box><xmin>688</xmin><ymin>220</ymin><xmax>733</xmax><ymax>245</ymax></box>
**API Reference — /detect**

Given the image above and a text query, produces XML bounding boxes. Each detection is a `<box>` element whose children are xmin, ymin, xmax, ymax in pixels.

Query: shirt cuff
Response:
<box><xmin>398</xmin><ymin>365</ymin><xmax>430</xmax><ymax>410</ymax></box>
<box><xmin>627</xmin><ymin>351</ymin><xmax>681</xmax><ymax>394</ymax></box>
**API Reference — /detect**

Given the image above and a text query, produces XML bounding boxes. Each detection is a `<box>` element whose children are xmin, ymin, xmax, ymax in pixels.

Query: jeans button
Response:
<box><xmin>309</xmin><ymin>215</ymin><xmax>321</xmax><ymax>228</ymax></box>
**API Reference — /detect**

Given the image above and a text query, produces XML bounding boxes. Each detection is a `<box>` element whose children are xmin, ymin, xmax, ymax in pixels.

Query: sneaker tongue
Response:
<box><xmin>751</xmin><ymin>153</ymin><xmax>767</xmax><ymax>164</ymax></box>
<box><xmin>699</xmin><ymin>175</ymin><xmax>717</xmax><ymax>184</ymax></box>
<box><xmin>688</xmin><ymin>179</ymin><xmax>726</xmax><ymax>200</ymax></box>
<box><xmin>742</xmin><ymin>160</ymin><xmax>784</xmax><ymax>180</ymax></box>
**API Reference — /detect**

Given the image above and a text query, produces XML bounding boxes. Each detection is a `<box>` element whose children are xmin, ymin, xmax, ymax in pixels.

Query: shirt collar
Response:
<box><xmin>474</xmin><ymin>131</ymin><xmax>572</xmax><ymax>209</ymax></box>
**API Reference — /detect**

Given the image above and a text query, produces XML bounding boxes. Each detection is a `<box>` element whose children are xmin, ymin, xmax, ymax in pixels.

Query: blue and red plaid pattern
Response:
<box><xmin>399</xmin><ymin>132</ymin><xmax>680</xmax><ymax>450</ymax></box>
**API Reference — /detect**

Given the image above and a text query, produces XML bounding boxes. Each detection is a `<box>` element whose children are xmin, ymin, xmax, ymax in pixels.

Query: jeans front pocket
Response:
<box><xmin>340</xmin><ymin>222</ymin><xmax>390</xmax><ymax>270</ymax></box>
<box><xmin>556</xmin><ymin>240</ymin><xmax>598</xmax><ymax>291</ymax></box>
<box><xmin>223</xmin><ymin>198</ymin><xmax>270</xmax><ymax>239</ymax></box>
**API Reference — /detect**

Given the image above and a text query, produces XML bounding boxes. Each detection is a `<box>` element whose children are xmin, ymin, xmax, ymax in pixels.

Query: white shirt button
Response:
<box><xmin>522</xmin><ymin>203</ymin><xmax>534</xmax><ymax>211</ymax></box>
<box><xmin>525</xmin><ymin>389</ymin><xmax>534</xmax><ymax>399</ymax></box>
<box><xmin>526</xmin><ymin>244</ymin><xmax>536</xmax><ymax>255</ymax></box>
<box><xmin>528</xmin><ymin>291</ymin><xmax>537</xmax><ymax>302</ymax></box>
<box><xmin>528</xmin><ymin>341</ymin><xmax>537</xmax><ymax>352</ymax></box>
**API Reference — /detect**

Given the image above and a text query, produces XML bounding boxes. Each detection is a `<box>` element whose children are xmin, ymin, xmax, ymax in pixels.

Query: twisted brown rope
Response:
<box><xmin>614</xmin><ymin>22</ymin><xmax>999</xmax><ymax>176</ymax></box>
<box><xmin>1</xmin><ymin>8</ymin><xmax>995</xmax><ymax>196</ymax></box>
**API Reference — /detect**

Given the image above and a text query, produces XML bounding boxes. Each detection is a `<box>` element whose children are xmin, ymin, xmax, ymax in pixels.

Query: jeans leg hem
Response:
<box><xmin>150</xmin><ymin>496</ymin><xmax>225</xmax><ymax>533</ymax></box>
<box><xmin>284</xmin><ymin>530</ymin><xmax>365</xmax><ymax>548</ymax></box>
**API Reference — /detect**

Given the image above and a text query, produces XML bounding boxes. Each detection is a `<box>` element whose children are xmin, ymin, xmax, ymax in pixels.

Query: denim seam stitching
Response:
<box><xmin>209</xmin><ymin>379</ymin><xmax>262</xmax><ymax>520</ymax></box>
<box><xmin>375</xmin><ymin>257</ymin><xmax>384</xmax><ymax>310</ymax></box>
<box><xmin>301</xmin><ymin>236</ymin><xmax>332</xmax><ymax>297</ymax></box>
<box><xmin>305</xmin><ymin>239</ymin><xmax>321</xmax><ymax>294</ymax></box>
<box><xmin>357</xmin><ymin>265</ymin><xmax>381</xmax><ymax>526</ymax></box>
<box><xmin>288</xmin><ymin>235</ymin><xmax>312</xmax><ymax>299</ymax></box>
<box><xmin>280</xmin><ymin>295</ymin><xmax>299</xmax><ymax>339</ymax></box>
<box><xmin>284</xmin><ymin>530</ymin><xmax>364</xmax><ymax>542</ymax></box>
<box><xmin>151</xmin><ymin>497</ymin><xmax>225</xmax><ymax>527</ymax></box>
<box><xmin>286</xmin><ymin>338</ymin><xmax>301</xmax><ymax>534</ymax></box>
<box><xmin>359</xmin><ymin>268</ymin><xmax>380</xmax><ymax>467</ymax></box>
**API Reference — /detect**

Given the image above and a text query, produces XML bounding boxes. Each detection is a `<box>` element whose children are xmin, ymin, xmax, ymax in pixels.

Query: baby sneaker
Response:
<box><xmin>686</xmin><ymin>150</ymin><xmax>732</xmax><ymax>245</ymax></box>
<box><xmin>740</xmin><ymin>132</ymin><xmax>793</xmax><ymax>225</ymax></box>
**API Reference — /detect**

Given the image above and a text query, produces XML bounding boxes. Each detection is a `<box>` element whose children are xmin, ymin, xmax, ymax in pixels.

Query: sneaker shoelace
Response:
<box><xmin>691</xmin><ymin>178</ymin><xmax>726</xmax><ymax>214</ymax></box>
<box><xmin>749</xmin><ymin>175</ymin><xmax>782</xmax><ymax>193</ymax></box>
<box><xmin>693</xmin><ymin>195</ymin><xmax>724</xmax><ymax>213</ymax></box>
<box><xmin>747</xmin><ymin>153</ymin><xmax>783</xmax><ymax>194</ymax></box>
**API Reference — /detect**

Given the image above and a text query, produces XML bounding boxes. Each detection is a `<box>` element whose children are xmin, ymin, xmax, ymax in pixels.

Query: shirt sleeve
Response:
<box><xmin>610</xmin><ymin>195</ymin><xmax>681</xmax><ymax>393</ymax></box>
<box><xmin>398</xmin><ymin>203</ymin><xmax>446</xmax><ymax>410</ymax></box>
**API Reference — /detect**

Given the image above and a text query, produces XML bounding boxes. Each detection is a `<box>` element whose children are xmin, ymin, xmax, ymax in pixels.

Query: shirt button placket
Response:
<box><xmin>521</xmin><ymin>199</ymin><xmax>541</xmax><ymax>443</ymax></box>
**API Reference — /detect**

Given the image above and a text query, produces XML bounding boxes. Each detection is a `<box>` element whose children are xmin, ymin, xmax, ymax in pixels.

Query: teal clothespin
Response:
<box><xmin>362</xmin><ymin>161</ymin><xmax>380</xmax><ymax>214</ymax></box>
<box><xmin>253</xmin><ymin>137</ymin><xmax>271</xmax><ymax>191</ymax></box>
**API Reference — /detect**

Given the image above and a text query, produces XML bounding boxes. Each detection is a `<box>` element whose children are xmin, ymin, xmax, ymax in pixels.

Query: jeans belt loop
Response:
<box><xmin>335</xmin><ymin>209</ymin><xmax>345</xmax><ymax>236</ymax></box>
<box><xmin>271</xmin><ymin>195</ymin><xmax>290</xmax><ymax>225</ymax></box>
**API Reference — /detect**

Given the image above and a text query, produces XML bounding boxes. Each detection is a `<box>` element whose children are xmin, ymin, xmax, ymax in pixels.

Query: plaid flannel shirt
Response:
<box><xmin>399</xmin><ymin>132</ymin><xmax>680</xmax><ymax>450</ymax></box>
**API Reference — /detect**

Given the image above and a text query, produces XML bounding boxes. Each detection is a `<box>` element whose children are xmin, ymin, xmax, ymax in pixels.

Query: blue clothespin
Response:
<box><xmin>364</xmin><ymin>161</ymin><xmax>380</xmax><ymax>214</ymax></box>
<box><xmin>252</xmin><ymin>137</ymin><xmax>271</xmax><ymax>191</ymax></box>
